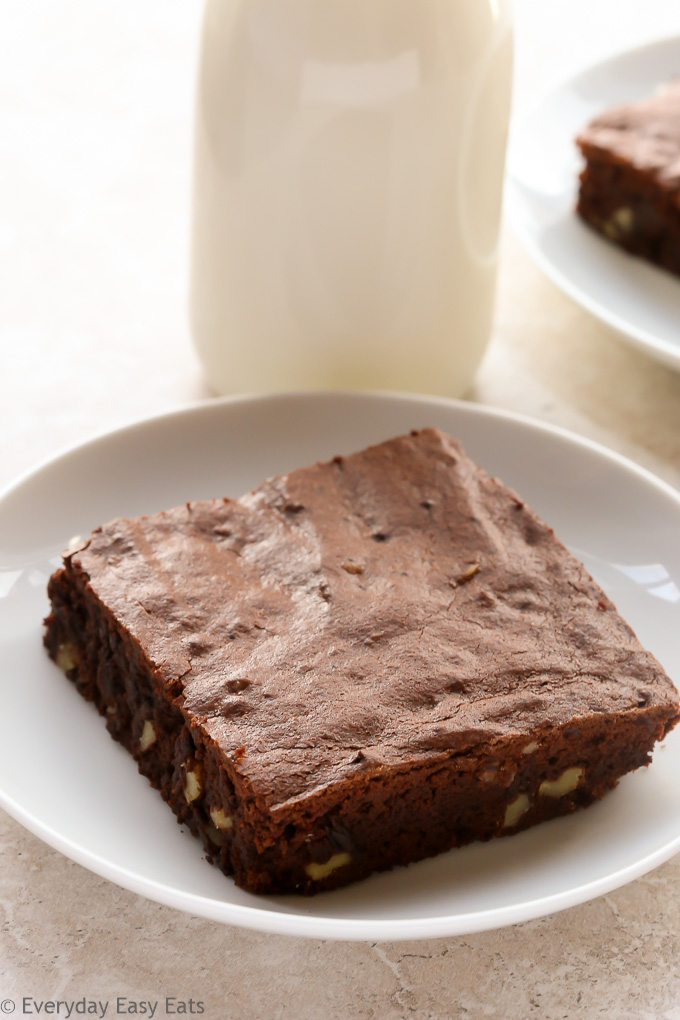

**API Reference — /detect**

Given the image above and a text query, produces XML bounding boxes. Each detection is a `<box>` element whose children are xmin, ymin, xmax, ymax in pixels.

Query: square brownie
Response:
<box><xmin>576</xmin><ymin>77</ymin><xmax>680</xmax><ymax>276</ymax></box>
<box><xmin>44</xmin><ymin>429</ymin><xmax>680</xmax><ymax>894</ymax></box>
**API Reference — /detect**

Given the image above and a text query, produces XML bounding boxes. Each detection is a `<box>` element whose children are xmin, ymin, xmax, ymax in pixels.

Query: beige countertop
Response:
<box><xmin>2</xmin><ymin>1</ymin><xmax>680</xmax><ymax>1016</ymax></box>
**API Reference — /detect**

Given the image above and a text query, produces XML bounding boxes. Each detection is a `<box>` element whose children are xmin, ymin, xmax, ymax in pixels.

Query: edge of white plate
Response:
<box><xmin>505</xmin><ymin>33</ymin><xmax>680</xmax><ymax>371</ymax></box>
<box><xmin>2</xmin><ymin>390</ymin><xmax>680</xmax><ymax>940</ymax></box>
<box><xmin>2</xmin><ymin>389</ymin><xmax>680</xmax><ymax>510</ymax></box>
<box><xmin>4</xmin><ymin>777</ymin><xmax>680</xmax><ymax>942</ymax></box>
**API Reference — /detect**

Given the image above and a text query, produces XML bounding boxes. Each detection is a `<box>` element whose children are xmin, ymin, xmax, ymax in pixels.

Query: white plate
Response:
<box><xmin>506</xmin><ymin>34</ymin><xmax>680</xmax><ymax>371</ymax></box>
<box><xmin>1</xmin><ymin>392</ymin><xmax>680</xmax><ymax>941</ymax></box>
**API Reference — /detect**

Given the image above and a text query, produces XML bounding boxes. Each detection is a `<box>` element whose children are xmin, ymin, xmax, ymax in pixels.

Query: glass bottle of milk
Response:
<box><xmin>191</xmin><ymin>0</ymin><xmax>513</xmax><ymax>395</ymax></box>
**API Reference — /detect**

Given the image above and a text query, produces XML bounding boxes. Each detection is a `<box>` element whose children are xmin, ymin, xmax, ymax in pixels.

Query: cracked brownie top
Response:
<box><xmin>66</xmin><ymin>428</ymin><xmax>678</xmax><ymax>808</ymax></box>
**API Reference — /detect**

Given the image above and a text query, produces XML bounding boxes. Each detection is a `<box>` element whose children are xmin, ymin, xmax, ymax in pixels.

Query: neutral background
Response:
<box><xmin>3</xmin><ymin>1</ymin><xmax>680</xmax><ymax>1016</ymax></box>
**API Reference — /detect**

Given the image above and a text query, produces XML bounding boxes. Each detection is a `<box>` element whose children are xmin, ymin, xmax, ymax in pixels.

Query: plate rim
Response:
<box><xmin>3</xmin><ymin>388</ymin><xmax>680</xmax><ymax>510</ymax></box>
<box><xmin>2</xmin><ymin>389</ymin><xmax>680</xmax><ymax>941</ymax></box>
<box><xmin>4</xmin><ymin>776</ymin><xmax>680</xmax><ymax>941</ymax></box>
<box><xmin>505</xmin><ymin>31</ymin><xmax>680</xmax><ymax>371</ymax></box>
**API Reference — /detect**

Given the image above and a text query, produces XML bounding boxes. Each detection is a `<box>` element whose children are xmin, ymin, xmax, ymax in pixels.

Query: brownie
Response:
<box><xmin>43</xmin><ymin>429</ymin><xmax>680</xmax><ymax>895</ymax></box>
<box><xmin>576</xmin><ymin>77</ymin><xmax>680</xmax><ymax>275</ymax></box>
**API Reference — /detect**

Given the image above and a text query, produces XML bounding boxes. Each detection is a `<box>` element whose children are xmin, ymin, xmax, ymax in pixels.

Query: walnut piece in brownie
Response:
<box><xmin>576</xmin><ymin>77</ymin><xmax>680</xmax><ymax>276</ymax></box>
<box><xmin>44</xmin><ymin>429</ymin><xmax>680</xmax><ymax>894</ymax></box>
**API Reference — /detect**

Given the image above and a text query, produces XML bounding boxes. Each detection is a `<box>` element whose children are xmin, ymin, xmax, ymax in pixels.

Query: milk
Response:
<box><xmin>191</xmin><ymin>0</ymin><xmax>513</xmax><ymax>395</ymax></box>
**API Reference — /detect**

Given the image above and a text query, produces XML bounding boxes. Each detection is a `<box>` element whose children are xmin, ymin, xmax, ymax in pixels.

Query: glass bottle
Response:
<box><xmin>191</xmin><ymin>0</ymin><xmax>513</xmax><ymax>395</ymax></box>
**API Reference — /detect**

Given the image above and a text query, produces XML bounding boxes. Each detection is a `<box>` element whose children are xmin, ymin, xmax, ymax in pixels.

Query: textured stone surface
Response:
<box><xmin>2</xmin><ymin>0</ymin><xmax>680</xmax><ymax>1016</ymax></box>
<box><xmin>2</xmin><ymin>811</ymin><xmax>680</xmax><ymax>1018</ymax></box>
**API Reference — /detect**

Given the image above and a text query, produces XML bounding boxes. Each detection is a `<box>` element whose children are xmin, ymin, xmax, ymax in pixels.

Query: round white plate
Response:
<box><xmin>506</xmin><ymin>34</ymin><xmax>680</xmax><ymax>371</ymax></box>
<box><xmin>1</xmin><ymin>392</ymin><xmax>680</xmax><ymax>941</ymax></box>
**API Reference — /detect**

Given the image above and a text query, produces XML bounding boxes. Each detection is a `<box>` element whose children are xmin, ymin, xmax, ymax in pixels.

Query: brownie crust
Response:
<box><xmin>44</xmin><ymin>429</ymin><xmax>680</xmax><ymax>894</ymax></box>
<box><xmin>576</xmin><ymin>78</ymin><xmax>680</xmax><ymax>275</ymax></box>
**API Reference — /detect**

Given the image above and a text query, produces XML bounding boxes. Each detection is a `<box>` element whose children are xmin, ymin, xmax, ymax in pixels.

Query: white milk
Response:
<box><xmin>191</xmin><ymin>0</ymin><xmax>513</xmax><ymax>395</ymax></box>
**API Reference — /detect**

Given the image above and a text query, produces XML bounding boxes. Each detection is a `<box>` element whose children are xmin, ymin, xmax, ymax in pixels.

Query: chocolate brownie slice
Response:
<box><xmin>576</xmin><ymin>77</ymin><xmax>680</xmax><ymax>275</ymax></box>
<box><xmin>44</xmin><ymin>429</ymin><xmax>680</xmax><ymax>894</ymax></box>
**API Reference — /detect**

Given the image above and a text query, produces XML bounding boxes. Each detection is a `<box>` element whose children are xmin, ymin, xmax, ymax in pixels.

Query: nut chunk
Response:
<box><xmin>43</xmin><ymin>428</ymin><xmax>680</xmax><ymax>895</ymax></box>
